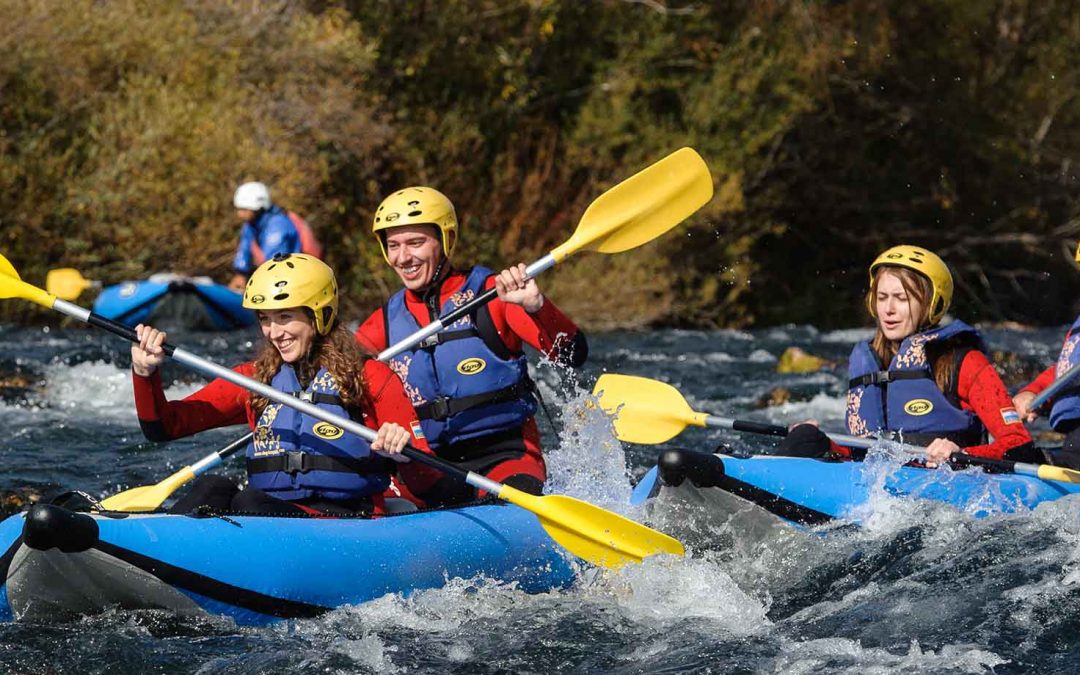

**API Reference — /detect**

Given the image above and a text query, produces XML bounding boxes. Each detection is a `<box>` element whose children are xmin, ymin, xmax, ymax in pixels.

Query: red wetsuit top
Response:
<box><xmin>132</xmin><ymin>359</ymin><xmax>434</xmax><ymax>495</ymax></box>
<box><xmin>1019</xmin><ymin>325</ymin><xmax>1076</xmax><ymax>399</ymax></box>
<box><xmin>355</xmin><ymin>268</ymin><xmax>587</xmax><ymax>499</ymax></box>
<box><xmin>1021</xmin><ymin>366</ymin><xmax>1056</xmax><ymax>397</ymax></box>
<box><xmin>833</xmin><ymin>349</ymin><xmax>1032</xmax><ymax>460</ymax></box>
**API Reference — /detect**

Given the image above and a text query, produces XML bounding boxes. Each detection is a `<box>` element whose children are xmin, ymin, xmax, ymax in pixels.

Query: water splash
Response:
<box><xmin>41</xmin><ymin>360</ymin><xmax>201</xmax><ymax>419</ymax></box>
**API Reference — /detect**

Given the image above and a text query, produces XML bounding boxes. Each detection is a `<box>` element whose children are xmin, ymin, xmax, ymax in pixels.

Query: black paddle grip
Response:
<box><xmin>87</xmin><ymin>312</ymin><xmax>176</xmax><ymax>356</ymax></box>
<box><xmin>401</xmin><ymin>446</ymin><xmax>470</xmax><ymax>483</ymax></box>
<box><xmin>731</xmin><ymin>419</ymin><xmax>789</xmax><ymax>437</ymax></box>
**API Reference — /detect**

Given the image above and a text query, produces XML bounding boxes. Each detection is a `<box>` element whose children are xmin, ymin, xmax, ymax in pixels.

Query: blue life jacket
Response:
<box><xmin>1049</xmin><ymin>316</ymin><xmax>1080</xmax><ymax>430</ymax></box>
<box><xmin>846</xmin><ymin>320</ymin><xmax>986</xmax><ymax>447</ymax></box>
<box><xmin>246</xmin><ymin>365</ymin><xmax>391</xmax><ymax>501</ymax></box>
<box><xmin>232</xmin><ymin>205</ymin><xmax>302</xmax><ymax>275</ymax></box>
<box><xmin>384</xmin><ymin>266</ymin><xmax>537</xmax><ymax>451</ymax></box>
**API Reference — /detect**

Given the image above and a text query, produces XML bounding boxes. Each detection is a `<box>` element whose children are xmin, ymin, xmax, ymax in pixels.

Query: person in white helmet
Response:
<box><xmin>228</xmin><ymin>181</ymin><xmax>322</xmax><ymax>291</ymax></box>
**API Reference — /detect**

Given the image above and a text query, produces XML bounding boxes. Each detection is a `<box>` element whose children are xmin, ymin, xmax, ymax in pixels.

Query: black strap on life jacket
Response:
<box><xmin>413</xmin><ymin>380</ymin><xmax>536</xmax><ymax>421</ymax></box>
<box><xmin>284</xmin><ymin>390</ymin><xmax>343</xmax><ymax>406</ymax></box>
<box><xmin>414</xmin><ymin>328</ymin><xmax>478</xmax><ymax>350</ymax></box>
<box><xmin>848</xmin><ymin>370</ymin><xmax>931</xmax><ymax>388</ymax></box>
<box><xmin>247</xmin><ymin>451</ymin><xmax>393</xmax><ymax>476</ymax></box>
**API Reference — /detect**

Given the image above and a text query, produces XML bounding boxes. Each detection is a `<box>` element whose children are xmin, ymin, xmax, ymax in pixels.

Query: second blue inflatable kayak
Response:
<box><xmin>93</xmin><ymin>274</ymin><xmax>255</xmax><ymax>331</ymax></box>
<box><xmin>631</xmin><ymin>449</ymin><xmax>1080</xmax><ymax>528</ymax></box>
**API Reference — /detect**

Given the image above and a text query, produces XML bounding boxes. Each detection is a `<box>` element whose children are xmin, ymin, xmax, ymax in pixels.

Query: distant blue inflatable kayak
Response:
<box><xmin>93</xmin><ymin>274</ymin><xmax>255</xmax><ymax>330</ymax></box>
<box><xmin>0</xmin><ymin>501</ymin><xmax>575</xmax><ymax>625</ymax></box>
<box><xmin>631</xmin><ymin>449</ymin><xmax>1080</xmax><ymax>527</ymax></box>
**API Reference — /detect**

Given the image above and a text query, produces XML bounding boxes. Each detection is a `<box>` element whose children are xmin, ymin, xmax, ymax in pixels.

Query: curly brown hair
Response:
<box><xmin>249</xmin><ymin>311</ymin><xmax>369</xmax><ymax>420</ymax></box>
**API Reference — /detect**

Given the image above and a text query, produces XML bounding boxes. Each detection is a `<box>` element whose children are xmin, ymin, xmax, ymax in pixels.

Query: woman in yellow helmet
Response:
<box><xmin>355</xmin><ymin>187</ymin><xmax>588</xmax><ymax>507</ymax></box>
<box><xmin>781</xmin><ymin>245</ymin><xmax>1035</xmax><ymax>465</ymax></box>
<box><xmin>131</xmin><ymin>253</ymin><xmax>429</xmax><ymax>515</ymax></box>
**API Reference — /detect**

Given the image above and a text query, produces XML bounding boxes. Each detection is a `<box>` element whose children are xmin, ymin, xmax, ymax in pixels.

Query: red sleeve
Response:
<box><xmin>133</xmin><ymin>363</ymin><xmax>254</xmax><ymax>441</ymax></box>
<box><xmin>481</xmin><ymin>276</ymin><xmax>585</xmax><ymax>366</ymax></box>
<box><xmin>1021</xmin><ymin>329</ymin><xmax>1072</xmax><ymax>396</ymax></box>
<box><xmin>354</xmin><ymin>308</ymin><xmax>387</xmax><ymax>356</ymax></box>
<box><xmin>827</xmin><ymin>439</ymin><xmax>851</xmax><ymax>458</ymax></box>
<box><xmin>360</xmin><ymin>359</ymin><xmax>441</xmax><ymax>493</ymax></box>
<box><xmin>956</xmin><ymin>350</ymin><xmax>1032</xmax><ymax>459</ymax></box>
<box><xmin>1020</xmin><ymin>365</ymin><xmax>1056</xmax><ymax>396</ymax></box>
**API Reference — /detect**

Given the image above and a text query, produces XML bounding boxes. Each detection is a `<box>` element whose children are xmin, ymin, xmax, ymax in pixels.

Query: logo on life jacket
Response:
<box><xmin>904</xmin><ymin>399</ymin><xmax>934</xmax><ymax>416</ymax></box>
<box><xmin>456</xmin><ymin>358</ymin><xmax>487</xmax><ymax>375</ymax></box>
<box><xmin>312</xmin><ymin>422</ymin><xmax>344</xmax><ymax>439</ymax></box>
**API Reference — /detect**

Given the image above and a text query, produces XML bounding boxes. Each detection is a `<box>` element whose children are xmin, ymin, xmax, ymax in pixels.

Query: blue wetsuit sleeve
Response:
<box><xmin>233</xmin><ymin>224</ymin><xmax>256</xmax><ymax>274</ymax></box>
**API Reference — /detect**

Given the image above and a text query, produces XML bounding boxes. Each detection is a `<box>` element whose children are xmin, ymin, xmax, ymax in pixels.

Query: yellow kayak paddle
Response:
<box><xmin>46</xmin><ymin>268</ymin><xmax>99</xmax><ymax>301</ymax></box>
<box><xmin>380</xmin><ymin>146</ymin><xmax>714</xmax><ymax>360</ymax></box>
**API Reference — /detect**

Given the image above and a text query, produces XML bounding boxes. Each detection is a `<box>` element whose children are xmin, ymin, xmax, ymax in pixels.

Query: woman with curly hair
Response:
<box><xmin>131</xmin><ymin>253</ymin><xmax>432</xmax><ymax>515</ymax></box>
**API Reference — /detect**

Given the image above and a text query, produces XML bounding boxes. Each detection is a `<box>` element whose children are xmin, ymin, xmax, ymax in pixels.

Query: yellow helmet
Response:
<box><xmin>242</xmin><ymin>253</ymin><xmax>338</xmax><ymax>335</ymax></box>
<box><xmin>867</xmin><ymin>245</ymin><xmax>953</xmax><ymax>325</ymax></box>
<box><xmin>371</xmin><ymin>187</ymin><xmax>458</xmax><ymax>263</ymax></box>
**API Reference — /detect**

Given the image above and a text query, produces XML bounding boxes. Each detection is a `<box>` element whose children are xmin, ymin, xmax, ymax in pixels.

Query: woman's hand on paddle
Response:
<box><xmin>1012</xmin><ymin>390</ymin><xmax>1039</xmax><ymax>422</ymax></box>
<box><xmin>924</xmin><ymin>437</ymin><xmax>961</xmax><ymax>468</ymax></box>
<box><xmin>371</xmin><ymin>422</ymin><xmax>412</xmax><ymax>462</ymax></box>
<box><xmin>131</xmin><ymin>324</ymin><xmax>168</xmax><ymax>377</ymax></box>
<box><xmin>495</xmin><ymin>263</ymin><xmax>543</xmax><ymax>313</ymax></box>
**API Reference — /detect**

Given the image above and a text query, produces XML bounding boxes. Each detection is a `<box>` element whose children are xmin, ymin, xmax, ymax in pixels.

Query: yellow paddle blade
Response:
<box><xmin>1036</xmin><ymin>464</ymin><xmax>1080</xmax><ymax>484</ymax></box>
<box><xmin>592</xmin><ymin>373</ymin><xmax>708</xmax><ymax>445</ymax></box>
<box><xmin>499</xmin><ymin>485</ymin><xmax>684</xmax><ymax>569</ymax></box>
<box><xmin>46</xmin><ymin>268</ymin><xmax>94</xmax><ymax>301</ymax></box>
<box><xmin>550</xmin><ymin>147</ymin><xmax>713</xmax><ymax>262</ymax></box>
<box><xmin>0</xmin><ymin>254</ymin><xmax>18</xmax><ymax>281</ymax></box>
<box><xmin>0</xmin><ymin>254</ymin><xmax>55</xmax><ymax>307</ymax></box>
<box><xmin>99</xmin><ymin>466</ymin><xmax>197</xmax><ymax>512</ymax></box>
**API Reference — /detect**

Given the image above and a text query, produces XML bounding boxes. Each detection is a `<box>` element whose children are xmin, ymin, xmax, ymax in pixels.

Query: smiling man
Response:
<box><xmin>355</xmin><ymin>186</ymin><xmax>588</xmax><ymax>507</ymax></box>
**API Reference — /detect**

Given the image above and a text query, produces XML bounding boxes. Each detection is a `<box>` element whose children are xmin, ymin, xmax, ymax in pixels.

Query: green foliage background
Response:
<box><xmin>2</xmin><ymin>0</ymin><xmax>1077</xmax><ymax>328</ymax></box>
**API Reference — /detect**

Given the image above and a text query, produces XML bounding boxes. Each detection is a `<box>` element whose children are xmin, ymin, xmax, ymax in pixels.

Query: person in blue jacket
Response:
<box><xmin>228</xmin><ymin>181</ymin><xmax>322</xmax><ymax>291</ymax></box>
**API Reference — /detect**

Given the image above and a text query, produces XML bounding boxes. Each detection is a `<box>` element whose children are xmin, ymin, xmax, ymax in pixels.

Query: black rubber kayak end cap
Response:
<box><xmin>23</xmin><ymin>504</ymin><xmax>99</xmax><ymax>553</ymax></box>
<box><xmin>658</xmin><ymin>448</ymin><xmax>726</xmax><ymax>488</ymax></box>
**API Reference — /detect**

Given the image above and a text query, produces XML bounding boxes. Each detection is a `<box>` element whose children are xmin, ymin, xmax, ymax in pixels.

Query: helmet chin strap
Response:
<box><xmin>419</xmin><ymin>252</ymin><xmax>451</xmax><ymax>307</ymax></box>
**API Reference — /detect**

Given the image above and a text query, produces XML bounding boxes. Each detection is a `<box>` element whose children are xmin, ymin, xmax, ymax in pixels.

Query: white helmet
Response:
<box><xmin>233</xmin><ymin>182</ymin><xmax>271</xmax><ymax>210</ymax></box>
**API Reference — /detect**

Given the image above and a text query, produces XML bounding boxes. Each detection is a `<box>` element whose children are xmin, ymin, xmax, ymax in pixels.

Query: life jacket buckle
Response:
<box><xmin>418</xmin><ymin>334</ymin><xmax>440</xmax><ymax>349</ymax></box>
<box><xmin>285</xmin><ymin>451</ymin><xmax>307</xmax><ymax>474</ymax></box>
<box><xmin>426</xmin><ymin>396</ymin><xmax>452</xmax><ymax>421</ymax></box>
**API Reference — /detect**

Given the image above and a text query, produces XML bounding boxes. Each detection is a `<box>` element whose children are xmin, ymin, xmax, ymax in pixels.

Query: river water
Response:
<box><xmin>0</xmin><ymin>322</ymin><xmax>1076</xmax><ymax>674</ymax></box>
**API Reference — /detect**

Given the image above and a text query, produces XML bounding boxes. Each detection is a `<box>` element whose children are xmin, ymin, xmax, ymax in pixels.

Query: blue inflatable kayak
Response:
<box><xmin>0</xmin><ymin>501</ymin><xmax>575</xmax><ymax>625</ymax></box>
<box><xmin>631</xmin><ymin>449</ymin><xmax>1080</xmax><ymax>527</ymax></box>
<box><xmin>93</xmin><ymin>274</ymin><xmax>255</xmax><ymax>331</ymax></box>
